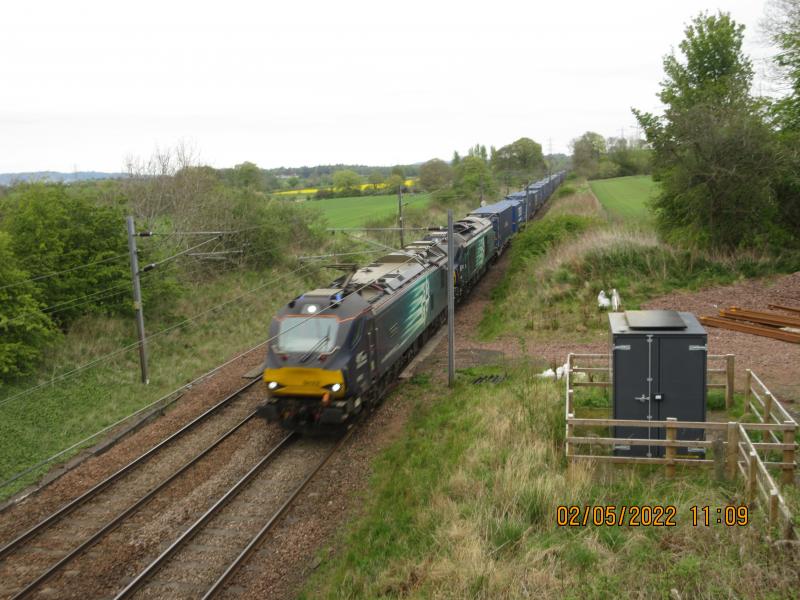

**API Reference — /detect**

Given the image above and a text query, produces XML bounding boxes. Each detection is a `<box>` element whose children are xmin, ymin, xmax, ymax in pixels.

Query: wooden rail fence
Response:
<box><xmin>564</xmin><ymin>353</ymin><xmax>798</xmax><ymax>538</ymax></box>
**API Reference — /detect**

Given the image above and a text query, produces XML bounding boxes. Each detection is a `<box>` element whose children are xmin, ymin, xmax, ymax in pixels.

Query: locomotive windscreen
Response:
<box><xmin>275</xmin><ymin>316</ymin><xmax>338</xmax><ymax>353</ymax></box>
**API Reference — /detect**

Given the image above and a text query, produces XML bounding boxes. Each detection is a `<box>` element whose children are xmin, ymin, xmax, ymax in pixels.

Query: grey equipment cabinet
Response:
<box><xmin>609</xmin><ymin>310</ymin><xmax>707</xmax><ymax>458</ymax></box>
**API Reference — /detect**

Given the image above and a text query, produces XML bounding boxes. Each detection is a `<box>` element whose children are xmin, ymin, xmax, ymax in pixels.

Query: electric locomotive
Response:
<box><xmin>258</xmin><ymin>242</ymin><xmax>448</xmax><ymax>430</ymax></box>
<box><xmin>258</xmin><ymin>172</ymin><xmax>567</xmax><ymax>431</ymax></box>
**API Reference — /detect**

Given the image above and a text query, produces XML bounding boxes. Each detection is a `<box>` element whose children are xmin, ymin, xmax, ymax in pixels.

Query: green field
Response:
<box><xmin>304</xmin><ymin>193</ymin><xmax>431</xmax><ymax>228</ymax></box>
<box><xmin>589</xmin><ymin>175</ymin><xmax>657</xmax><ymax>222</ymax></box>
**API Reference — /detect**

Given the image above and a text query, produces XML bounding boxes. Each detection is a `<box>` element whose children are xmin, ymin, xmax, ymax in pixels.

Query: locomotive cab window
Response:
<box><xmin>275</xmin><ymin>316</ymin><xmax>338</xmax><ymax>353</ymax></box>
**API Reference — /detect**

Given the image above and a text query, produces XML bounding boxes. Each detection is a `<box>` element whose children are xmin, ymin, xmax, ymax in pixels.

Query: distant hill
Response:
<box><xmin>0</xmin><ymin>171</ymin><xmax>126</xmax><ymax>186</ymax></box>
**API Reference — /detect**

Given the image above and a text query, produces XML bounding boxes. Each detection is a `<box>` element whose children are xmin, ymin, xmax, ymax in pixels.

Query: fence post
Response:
<box><xmin>665</xmin><ymin>417</ymin><xmax>677</xmax><ymax>479</ymax></box>
<box><xmin>566</xmin><ymin>412</ymin><xmax>574</xmax><ymax>472</ymax></box>
<box><xmin>744</xmin><ymin>369</ymin><xmax>752</xmax><ymax>414</ymax></box>
<box><xmin>747</xmin><ymin>450</ymin><xmax>758</xmax><ymax>505</ymax></box>
<box><xmin>782</xmin><ymin>423</ymin><xmax>795</xmax><ymax>486</ymax></box>
<box><xmin>725</xmin><ymin>354</ymin><xmax>735</xmax><ymax>409</ymax></box>
<box><xmin>764</xmin><ymin>393</ymin><xmax>774</xmax><ymax>425</ymax></box>
<box><xmin>726</xmin><ymin>422</ymin><xmax>738</xmax><ymax>481</ymax></box>
<box><xmin>769</xmin><ymin>488</ymin><xmax>779</xmax><ymax>529</ymax></box>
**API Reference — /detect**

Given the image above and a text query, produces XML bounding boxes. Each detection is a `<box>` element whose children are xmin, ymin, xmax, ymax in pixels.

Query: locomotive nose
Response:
<box><xmin>262</xmin><ymin>367</ymin><xmax>346</xmax><ymax>398</ymax></box>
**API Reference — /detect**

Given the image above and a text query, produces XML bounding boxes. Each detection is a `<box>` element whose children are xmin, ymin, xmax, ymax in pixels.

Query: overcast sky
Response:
<box><xmin>0</xmin><ymin>0</ymin><xmax>775</xmax><ymax>172</ymax></box>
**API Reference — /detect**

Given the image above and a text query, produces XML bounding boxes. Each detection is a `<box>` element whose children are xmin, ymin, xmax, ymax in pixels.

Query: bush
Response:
<box><xmin>0</xmin><ymin>231</ymin><xmax>55</xmax><ymax>381</ymax></box>
<box><xmin>1</xmin><ymin>184</ymin><xmax>131</xmax><ymax>327</ymax></box>
<box><xmin>554</xmin><ymin>185</ymin><xmax>576</xmax><ymax>199</ymax></box>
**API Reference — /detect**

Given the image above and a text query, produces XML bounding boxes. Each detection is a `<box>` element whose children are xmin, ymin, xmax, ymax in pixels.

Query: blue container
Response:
<box><xmin>469</xmin><ymin>201</ymin><xmax>515</xmax><ymax>251</ymax></box>
<box><xmin>505</xmin><ymin>191</ymin><xmax>529</xmax><ymax>223</ymax></box>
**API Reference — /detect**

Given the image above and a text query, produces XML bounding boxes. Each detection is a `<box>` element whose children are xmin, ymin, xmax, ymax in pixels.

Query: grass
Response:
<box><xmin>0</xmin><ymin>264</ymin><xmax>333</xmax><ymax>499</ymax></box>
<box><xmin>302</xmin><ymin>193</ymin><xmax>432</xmax><ymax>229</ymax></box>
<box><xmin>302</xmin><ymin>365</ymin><xmax>799</xmax><ymax>599</ymax></box>
<box><xmin>589</xmin><ymin>175</ymin><xmax>658</xmax><ymax>223</ymax></box>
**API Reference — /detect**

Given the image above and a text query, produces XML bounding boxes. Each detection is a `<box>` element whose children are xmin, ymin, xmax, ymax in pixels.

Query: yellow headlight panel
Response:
<box><xmin>263</xmin><ymin>368</ymin><xmax>345</xmax><ymax>398</ymax></box>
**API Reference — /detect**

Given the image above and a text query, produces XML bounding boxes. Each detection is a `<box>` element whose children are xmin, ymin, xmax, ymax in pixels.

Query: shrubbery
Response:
<box><xmin>1</xmin><ymin>184</ymin><xmax>131</xmax><ymax>327</ymax></box>
<box><xmin>0</xmin><ymin>169</ymin><xmax>327</xmax><ymax>383</ymax></box>
<box><xmin>0</xmin><ymin>232</ymin><xmax>56</xmax><ymax>379</ymax></box>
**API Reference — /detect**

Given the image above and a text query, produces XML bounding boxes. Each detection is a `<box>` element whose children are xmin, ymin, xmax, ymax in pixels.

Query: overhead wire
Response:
<box><xmin>0</xmin><ymin>262</ymin><xmax>317</xmax><ymax>408</ymax></box>
<box><xmin>0</xmin><ymin>253</ymin><xmax>129</xmax><ymax>292</ymax></box>
<box><xmin>139</xmin><ymin>236</ymin><xmax>220</xmax><ymax>272</ymax></box>
<box><xmin>0</xmin><ymin>249</ymin><xmax>425</xmax><ymax>409</ymax></box>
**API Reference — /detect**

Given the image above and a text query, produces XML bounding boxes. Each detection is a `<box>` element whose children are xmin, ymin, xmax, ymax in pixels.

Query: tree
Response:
<box><xmin>570</xmin><ymin>132</ymin><xmax>607</xmax><ymax>177</ymax></box>
<box><xmin>368</xmin><ymin>171</ymin><xmax>384</xmax><ymax>191</ymax></box>
<box><xmin>467</xmin><ymin>144</ymin><xmax>488</xmax><ymax>161</ymax></box>
<box><xmin>232</xmin><ymin>162</ymin><xmax>263</xmax><ymax>189</ymax></box>
<box><xmin>491</xmin><ymin>137</ymin><xmax>544</xmax><ymax>189</ymax></box>
<box><xmin>606</xmin><ymin>138</ymin><xmax>652</xmax><ymax>176</ymax></box>
<box><xmin>452</xmin><ymin>155</ymin><xmax>497</xmax><ymax>202</ymax></box>
<box><xmin>332</xmin><ymin>169</ymin><xmax>362</xmax><ymax>195</ymax></box>
<box><xmin>634</xmin><ymin>12</ymin><xmax>783</xmax><ymax>249</ymax></box>
<box><xmin>0</xmin><ymin>231</ymin><xmax>55</xmax><ymax>382</ymax></box>
<box><xmin>419</xmin><ymin>159</ymin><xmax>453</xmax><ymax>191</ymax></box>
<box><xmin>384</xmin><ymin>174</ymin><xmax>405</xmax><ymax>194</ymax></box>
<box><xmin>764</xmin><ymin>0</ymin><xmax>800</xmax><ymax>127</ymax></box>
<box><xmin>391</xmin><ymin>165</ymin><xmax>405</xmax><ymax>179</ymax></box>
<box><xmin>763</xmin><ymin>0</ymin><xmax>800</xmax><ymax>232</ymax></box>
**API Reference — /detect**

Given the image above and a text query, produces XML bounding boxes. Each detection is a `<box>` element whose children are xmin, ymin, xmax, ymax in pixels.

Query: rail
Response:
<box><xmin>564</xmin><ymin>353</ymin><xmax>797</xmax><ymax>539</ymax></box>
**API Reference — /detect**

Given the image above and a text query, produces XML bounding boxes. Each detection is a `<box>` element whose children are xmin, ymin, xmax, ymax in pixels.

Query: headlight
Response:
<box><xmin>331</xmin><ymin>383</ymin><xmax>342</xmax><ymax>393</ymax></box>
<box><xmin>267</xmin><ymin>381</ymin><xmax>279</xmax><ymax>390</ymax></box>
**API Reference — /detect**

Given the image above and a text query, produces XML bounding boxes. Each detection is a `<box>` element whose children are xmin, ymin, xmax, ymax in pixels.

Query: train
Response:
<box><xmin>257</xmin><ymin>170</ymin><xmax>567</xmax><ymax>430</ymax></box>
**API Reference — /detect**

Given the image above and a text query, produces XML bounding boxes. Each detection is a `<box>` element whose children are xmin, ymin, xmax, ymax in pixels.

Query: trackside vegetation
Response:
<box><xmin>479</xmin><ymin>180</ymin><xmax>800</xmax><ymax>342</ymax></box>
<box><xmin>302</xmin><ymin>367</ymin><xmax>799</xmax><ymax>599</ymax></box>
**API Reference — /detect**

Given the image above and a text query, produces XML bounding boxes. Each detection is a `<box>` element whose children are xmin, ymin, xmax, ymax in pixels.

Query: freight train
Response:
<box><xmin>258</xmin><ymin>170</ymin><xmax>567</xmax><ymax>430</ymax></box>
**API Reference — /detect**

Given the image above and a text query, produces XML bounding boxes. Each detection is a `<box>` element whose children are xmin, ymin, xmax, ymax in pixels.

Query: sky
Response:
<box><xmin>0</xmin><ymin>0</ymin><xmax>777</xmax><ymax>172</ymax></box>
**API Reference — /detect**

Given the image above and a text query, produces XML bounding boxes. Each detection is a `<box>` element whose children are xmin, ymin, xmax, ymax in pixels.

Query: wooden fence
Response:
<box><xmin>564</xmin><ymin>353</ymin><xmax>797</xmax><ymax>538</ymax></box>
<box><xmin>567</xmin><ymin>352</ymin><xmax>735</xmax><ymax>407</ymax></box>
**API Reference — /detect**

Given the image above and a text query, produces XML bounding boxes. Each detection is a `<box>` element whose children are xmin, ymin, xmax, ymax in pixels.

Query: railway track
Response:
<box><xmin>0</xmin><ymin>378</ymin><xmax>264</xmax><ymax>599</ymax></box>
<box><xmin>115</xmin><ymin>430</ymin><xmax>352</xmax><ymax>600</ymax></box>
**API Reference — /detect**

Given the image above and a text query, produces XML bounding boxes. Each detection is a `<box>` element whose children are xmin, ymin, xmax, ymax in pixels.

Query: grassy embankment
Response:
<box><xmin>480</xmin><ymin>177</ymin><xmax>800</xmax><ymax>342</ymax></box>
<box><xmin>0</xmin><ymin>191</ymin><xmax>417</xmax><ymax>500</ymax></box>
<box><xmin>301</xmin><ymin>178</ymin><xmax>800</xmax><ymax>599</ymax></box>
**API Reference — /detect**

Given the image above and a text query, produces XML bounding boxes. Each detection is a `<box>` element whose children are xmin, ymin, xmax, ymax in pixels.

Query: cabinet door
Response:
<box><xmin>658</xmin><ymin>337</ymin><xmax>706</xmax><ymax>449</ymax></box>
<box><xmin>613</xmin><ymin>335</ymin><xmax>661</xmax><ymax>457</ymax></box>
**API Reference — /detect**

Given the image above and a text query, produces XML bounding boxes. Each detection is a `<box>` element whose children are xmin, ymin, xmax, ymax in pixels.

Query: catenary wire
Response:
<box><xmin>0</xmin><ymin>253</ymin><xmax>129</xmax><ymax>292</ymax></box>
